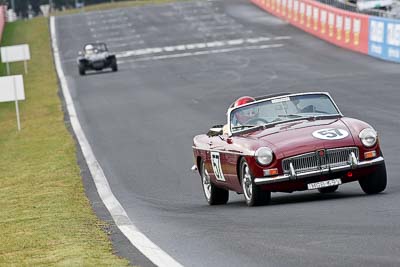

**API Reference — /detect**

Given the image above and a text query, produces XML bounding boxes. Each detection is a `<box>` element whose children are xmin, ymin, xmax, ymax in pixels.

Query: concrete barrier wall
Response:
<box><xmin>369</xmin><ymin>17</ymin><xmax>400</xmax><ymax>62</ymax></box>
<box><xmin>0</xmin><ymin>6</ymin><xmax>5</xmax><ymax>42</ymax></box>
<box><xmin>251</xmin><ymin>0</ymin><xmax>369</xmax><ymax>54</ymax></box>
<box><xmin>252</xmin><ymin>0</ymin><xmax>400</xmax><ymax>63</ymax></box>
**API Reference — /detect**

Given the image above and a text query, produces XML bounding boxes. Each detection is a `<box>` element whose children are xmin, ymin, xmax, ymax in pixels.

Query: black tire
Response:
<box><xmin>199</xmin><ymin>159</ymin><xmax>229</xmax><ymax>205</ymax></box>
<box><xmin>359</xmin><ymin>162</ymin><xmax>387</xmax><ymax>194</ymax></box>
<box><xmin>79</xmin><ymin>64</ymin><xmax>86</xmax><ymax>75</ymax></box>
<box><xmin>240</xmin><ymin>158</ymin><xmax>271</xmax><ymax>207</ymax></box>
<box><xmin>318</xmin><ymin>185</ymin><xmax>339</xmax><ymax>194</ymax></box>
<box><xmin>111</xmin><ymin>59</ymin><xmax>118</xmax><ymax>72</ymax></box>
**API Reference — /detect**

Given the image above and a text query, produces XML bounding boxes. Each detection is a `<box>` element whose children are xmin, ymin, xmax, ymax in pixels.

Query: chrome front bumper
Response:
<box><xmin>254</xmin><ymin>155</ymin><xmax>384</xmax><ymax>185</ymax></box>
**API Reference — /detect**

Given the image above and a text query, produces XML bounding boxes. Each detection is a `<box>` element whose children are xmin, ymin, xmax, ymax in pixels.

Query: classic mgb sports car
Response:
<box><xmin>192</xmin><ymin>92</ymin><xmax>386</xmax><ymax>206</ymax></box>
<box><xmin>77</xmin><ymin>43</ymin><xmax>118</xmax><ymax>75</ymax></box>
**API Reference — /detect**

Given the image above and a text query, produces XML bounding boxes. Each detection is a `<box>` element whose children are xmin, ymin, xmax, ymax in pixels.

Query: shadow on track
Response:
<box><xmin>79</xmin><ymin>69</ymin><xmax>119</xmax><ymax>76</ymax></box>
<box><xmin>223</xmin><ymin>191</ymin><xmax>387</xmax><ymax>208</ymax></box>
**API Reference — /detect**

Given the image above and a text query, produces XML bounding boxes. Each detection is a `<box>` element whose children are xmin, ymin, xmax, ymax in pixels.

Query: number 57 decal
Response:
<box><xmin>210</xmin><ymin>152</ymin><xmax>226</xmax><ymax>181</ymax></box>
<box><xmin>312</xmin><ymin>128</ymin><xmax>349</xmax><ymax>140</ymax></box>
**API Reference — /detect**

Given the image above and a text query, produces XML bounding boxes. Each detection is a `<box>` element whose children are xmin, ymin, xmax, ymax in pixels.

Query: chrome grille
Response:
<box><xmin>282</xmin><ymin>152</ymin><xmax>319</xmax><ymax>173</ymax></box>
<box><xmin>323</xmin><ymin>147</ymin><xmax>359</xmax><ymax>168</ymax></box>
<box><xmin>282</xmin><ymin>147</ymin><xmax>359</xmax><ymax>174</ymax></box>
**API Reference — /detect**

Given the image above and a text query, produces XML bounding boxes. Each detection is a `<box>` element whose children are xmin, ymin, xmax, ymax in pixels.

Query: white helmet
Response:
<box><xmin>85</xmin><ymin>44</ymin><xmax>94</xmax><ymax>51</ymax></box>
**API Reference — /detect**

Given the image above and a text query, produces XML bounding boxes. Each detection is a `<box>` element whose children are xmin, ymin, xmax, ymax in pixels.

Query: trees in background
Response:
<box><xmin>2</xmin><ymin>0</ymin><xmax>116</xmax><ymax>17</ymax></box>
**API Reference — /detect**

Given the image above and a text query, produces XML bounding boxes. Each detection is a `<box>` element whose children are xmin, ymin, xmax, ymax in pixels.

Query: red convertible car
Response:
<box><xmin>191</xmin><ymin>92</ymin><xmax>386</xmax><ymax>206</ymax></box>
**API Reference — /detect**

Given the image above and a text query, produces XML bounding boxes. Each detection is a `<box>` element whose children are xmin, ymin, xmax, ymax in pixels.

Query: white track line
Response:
<box><xmin>61</xmin><ymin>37</ymin><xmax>288</xmax><ymax>63</ymax></box>
<box><xmin>118</xmin><ymin>44</ymin><xmax>284</xmax><ymax>63</ymax></box>
<box><xmin>90</xmin><ymin>23</ymin><xmax>133</xmax><ymax>32</ymax></box>
<box><xmin>116</xmin><ymin>36</ymin><xmax>290</xmax><ymax>58</ymax></box>
<box><xmin>50</xmin><ymin>16</ymin><xmax>183</xmax><ymax>267</ymax></box>
<box><xmin>93</xmin><ymin>29</ymin><xmax>136</xmax><ymax>38</ymax></box>
<box><xmin>108</xmin><ymin>41</ymin><xmax>145</xmax><ymax>49</ymax></box>
<box><xmin>104</xmin><ymin>34</ymin><xmax>142</xmax><ymax>42</ymax></box>
<box><xmin>88</xmin><ymin>17</ymin><xmax>128</xmax><ymax>25</ymax></box>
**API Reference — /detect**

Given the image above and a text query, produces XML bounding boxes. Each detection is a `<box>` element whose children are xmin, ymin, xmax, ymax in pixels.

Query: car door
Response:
<box><xmin>208</xmin><ymin>134</ymin><xmax>241</xmax><ymax>190</ymax></box>
<box><xmin>207</xmin><ymin>135</ymin><xmax>227</xmax><ymax>184</ymax></box>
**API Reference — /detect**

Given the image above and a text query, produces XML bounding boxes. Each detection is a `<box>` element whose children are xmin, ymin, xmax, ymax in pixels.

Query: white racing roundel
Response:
<box><xmin>312</xmin><ymin>128</ymin><xmax>349</xmax><ymax>140</ymax></box>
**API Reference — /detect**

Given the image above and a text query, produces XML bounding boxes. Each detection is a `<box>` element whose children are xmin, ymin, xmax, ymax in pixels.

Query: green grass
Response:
<box><xmin>0</xmin><ymin>18</ymin><xmax>129</xmax><ymax>266</ymax></box>
<box><xmin>52</xmin><ymin>0</ymin><xmax>190</xmax><ymax>15</ymax></box>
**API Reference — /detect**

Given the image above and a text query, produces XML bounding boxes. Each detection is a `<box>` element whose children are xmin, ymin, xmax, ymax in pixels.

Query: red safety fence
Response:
<box><xmin>0</xmin><ymin>6</ymin><xmax>5</xmax><ymax>42</ymax></box>
<box><xmin>251</xmin><ymin>0</ymin><xmax>369</xmax><ymax>54</ymax></box>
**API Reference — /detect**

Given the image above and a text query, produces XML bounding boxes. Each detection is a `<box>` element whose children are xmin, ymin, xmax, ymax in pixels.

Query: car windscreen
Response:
<box><xmin>230</xmin><ymin>94</ymin><xmax>340</xmax><ymax>133</ymax></box>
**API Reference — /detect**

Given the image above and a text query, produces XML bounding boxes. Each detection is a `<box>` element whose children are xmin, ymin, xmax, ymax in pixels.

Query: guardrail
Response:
<box><xmin>251</xmin><ymin>0</ymin><xmax>400</xmax><ymax>63</ymax></box>
<box><xmin>0</xmin><ymin>6</ymin><xmax>5</xmax><ymax>42</ymax></box>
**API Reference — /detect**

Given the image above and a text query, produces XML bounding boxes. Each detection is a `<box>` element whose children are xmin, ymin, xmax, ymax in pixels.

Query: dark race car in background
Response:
<box><xmin>192</xmin><ymin>92</ymin><xmax>387</xmax><ymax>206</ymax></box>
<box><xmin>77</xmin><ymin>43</ymin><xmax>118</xmax><ymax>75</ymax></box>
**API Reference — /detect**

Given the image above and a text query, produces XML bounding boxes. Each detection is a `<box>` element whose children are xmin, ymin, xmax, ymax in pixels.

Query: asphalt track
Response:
<box><xmin>54</xmin><ymin>0</ymin><xmax>400</xmax><ymax>266</ymax></box>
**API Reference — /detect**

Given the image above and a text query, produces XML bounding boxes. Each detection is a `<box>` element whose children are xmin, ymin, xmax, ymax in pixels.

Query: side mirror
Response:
<box><xmin>78</xmin><ymin>51</ymin><xmax>83</xmax><ymax>56</ymax></box>
<box><xmin>207</xmin><ymin>125</ymin><xmax>224</xmax><ymax>137</ymax></box>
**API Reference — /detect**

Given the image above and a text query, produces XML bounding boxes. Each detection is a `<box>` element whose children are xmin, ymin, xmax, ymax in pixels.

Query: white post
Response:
<box><xmin>4</xmin><ymin>48</ymin><xmax>10</xmax><ymax>75</ymax></box>
<box><xmin>13</xmin><ymin>76</ymin><xmax>21</xmax><ymax>131</ymax></box>
<box><xmin>23</xmin><ymin>47</ymin><xmax>28</xmax><ymax>74</ymax></box>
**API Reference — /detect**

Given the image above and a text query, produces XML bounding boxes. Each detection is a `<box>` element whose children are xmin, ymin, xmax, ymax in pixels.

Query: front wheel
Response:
<box><xmin>200</xmin><ymin>159</ymin><xmax>229</xmax><ymax>205</ymax></box>
<box><xmin>359</xmin><ymin>162</ymin><xmax>387</xmax><ymax>194</ymax></box>
<box><xmin>240</xmin><ymin>158</ymin><xmax>271</xmax><ymax>206</ymax></box>
<box><xmin>79</xmin><ymin>64</ymin><xmax>86</xmax><ymax>75</ymax></box>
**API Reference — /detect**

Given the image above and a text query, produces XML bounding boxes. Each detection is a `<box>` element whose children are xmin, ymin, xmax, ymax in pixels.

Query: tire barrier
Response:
<box><xmin>251</xmin><ymin>0</ymin><xmax>400</xmax><ymax>63</ymax></box>
<box><xmin>0</xmin><ymin>6</ymin><xmax>5</xmax><ymax>42</ymax></box>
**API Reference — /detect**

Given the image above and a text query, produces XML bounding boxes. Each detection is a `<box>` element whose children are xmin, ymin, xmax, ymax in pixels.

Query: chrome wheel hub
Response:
<box><xmin>242</xmin><ymin>164</ymin><xmax>252</xmax><ymax>200</ymax></box>
<box><xmin>202</xmin><ymin>164</ymin><xmax>211</xmax><ymax>200</ymax></box>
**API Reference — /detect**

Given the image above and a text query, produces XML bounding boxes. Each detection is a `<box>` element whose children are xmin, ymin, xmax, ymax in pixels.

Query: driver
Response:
<box><xmin>234</xmin><ymin>96</ymin><xmax>258</xmax><ymax>126</ymax></box>
<box><xmin>85</xmin><ymin>44</ymin><xmax>95</xmax><ymax>55</ymax></box>
<box><xmin>223</xmin><ymin>96</ymin><xmax>256</xmax><ymax>134</ymax></box>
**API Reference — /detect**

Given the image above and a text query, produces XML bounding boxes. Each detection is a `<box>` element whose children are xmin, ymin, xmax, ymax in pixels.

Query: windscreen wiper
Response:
<box><xmin>231</xmin><ymin>125</ymin><xmax>256</xmax><ymax>130</ymax></box>
<box><xmin>307</xmin><ymin>114</ymin><xmax>341</xmax><ymax>120</ymax></box>
<box><xmin>278</xmin><ymin>114</ymin><xmax>304</xmax><ymax>118</ymax></box>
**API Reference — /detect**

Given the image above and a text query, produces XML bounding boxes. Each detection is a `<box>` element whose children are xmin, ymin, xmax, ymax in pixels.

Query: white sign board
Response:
<box><xmin>0</xmin><ymin>75</ymin><xmax>25</xmax><ymax>131</ymax></box>
<box><xmin>0</xmin><ymin>75</ymin><xmax>25</xmax><ymax>102</ymax></box>
<box><xmin>1</xmin><ymin>44</ymin><xmax>31</xmax><ymax>63</ymax></box>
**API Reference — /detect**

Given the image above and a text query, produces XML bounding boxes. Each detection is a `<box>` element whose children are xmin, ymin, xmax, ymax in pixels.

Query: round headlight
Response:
<box><xmin>359</xmin><ymin>128</ymin><xmax>378</xmax><ymax>147</ymax></box>
<box><xmin>255</xmin><ymin>147</ymin><xmax>274</xmax><ymax>166</ymax></box>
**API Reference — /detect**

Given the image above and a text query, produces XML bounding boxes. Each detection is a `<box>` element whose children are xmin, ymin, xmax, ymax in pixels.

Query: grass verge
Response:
<box><xmin>0</xmin><ymin>18</ymin><xmax>129</xmax><ymax>266</ymax></box>
<box><xmin>52</xmin><ymin>0</ymin><xmax>190</xmax><ymax>15</ymax></box>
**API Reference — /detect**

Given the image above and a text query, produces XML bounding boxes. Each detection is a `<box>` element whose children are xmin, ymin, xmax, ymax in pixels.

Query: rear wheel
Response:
<box><xmin>359</xmin><ymin>162</ymin><xmax>387</xmax><ymax>194</ymax></box>
<box><xmin>200</xmin><ymin>159</ymin><xmax>229</xmax><ymax>205</ymax></box>
<box><xmin>111</xmin><ymin>59</ymin><xmax>118</xmax><ymax>72</ymax></box>
<box><xmin>318</xmin><ymin>185</ymin><xmax>339</xmax><ymax>194</ymax></box>
<box><xmin>240</xmin><ymin>158</ymin><xmax>271</xmax><ymax>206</ymax></box>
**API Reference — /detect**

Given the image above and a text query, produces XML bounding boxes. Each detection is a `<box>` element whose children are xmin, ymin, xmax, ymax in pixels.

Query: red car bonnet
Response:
<box><xmin>242</xmin><ymin>118</ymin><xmax>356</xmax><ymax>158</ymax></box>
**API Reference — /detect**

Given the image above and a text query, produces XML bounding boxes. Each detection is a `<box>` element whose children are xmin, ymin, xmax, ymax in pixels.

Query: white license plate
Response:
<box><xmin>307</xmin><ymin>178</ymin><xmax>342</xmax><ymax>190</ymax></box>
